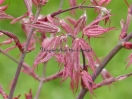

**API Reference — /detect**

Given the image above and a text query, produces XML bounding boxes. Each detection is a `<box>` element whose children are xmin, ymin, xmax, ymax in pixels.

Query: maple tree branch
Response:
<box><xmin>93</xmin><ymin>72</ymin><xmax>132</xmax><ymax>89</ymax></box>
<box><xmin>8</xmin><ymin>6</ymin><xmax>42</xmax><ymax>99</ymax></box>
<box><xmin>0</xmin><ymin>48</ymin><xmax>20</xmax><ymax>64</ymax></box>
<box><xmin>41</xmin><ymin>70</ymin><xmax>63</xmax><ymax>82</ymax></box>
<box><xmin>51</xmin><ymin>5</ymin><xmax>96</xmax><ymax>17</ymax></box>
<box><xmin>41</xmin><ymin>5</ymin><xmax>96</xmax><ymax>21</ymax></box>
<box><xmin>34</xmin><ymin>63</ymin><xmax>47</xmax><ymax>99</ymax></box>
<box><xmin>76</xmin><ymin>32</ymin><xmax>132</xmax><ymax>99</ymax></box>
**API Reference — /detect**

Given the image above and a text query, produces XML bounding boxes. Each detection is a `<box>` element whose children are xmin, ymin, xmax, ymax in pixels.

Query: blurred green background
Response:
<box><xmin>0</xmin><ymin>0</ymin><xmax>132</xmax><ymax>99</ymax></box>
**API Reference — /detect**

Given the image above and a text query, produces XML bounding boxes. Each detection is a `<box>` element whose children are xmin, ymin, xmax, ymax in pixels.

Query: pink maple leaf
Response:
<box><xmin>81</xmin><ymin>70</ymin><xmax>95</xmax><ymax>95</ymax></box>
<box><xmin>126</xmin><ymin>53</ymin><xmax>132</xmax><ymax>68</ymax></box>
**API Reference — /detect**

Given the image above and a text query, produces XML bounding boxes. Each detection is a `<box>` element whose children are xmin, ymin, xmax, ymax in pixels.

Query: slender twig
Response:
<box><xmin>51</xmin><ymin>5</ymin><xmax>96</xmax><ymax>17</ymax></box>
<box><xmin>76</xmin><ymin>32</ymin><xmax>132</xmax><ymax>99</ymax></box>
<box><xmin>34</xmin><ymin>63</ymin><xmax>47</xmax><ymax>99</ymax></box>
<box><xmin>8</xmin><ymin>6</ymin><xmax>42</xmax><ymax>99</ymax></box>
<box><xmin>59</xmin><ymin>0</ymin><xmax>64</xmax><ymax>9</ymax></box>
<box><xmin>58</xmin><ymin>0</ymin><xmax>64</xmax><ymax>18</ymax></box>
<box><xmin>41</xmin><ymin>5</ymin><xmax>96</xmax><ymax>21</ymax></box>
<box><xmin>93</xmin><ymin>72</ymin><xmax>132</xmax><ymax>89</ymax></box>
<box><xmin>41</xmin><ymin>70</ymin><xmax>63</xmax><ymax>82</ymax></box>
<box><xmin>81</xmin><ymin>49</ymin><xmax>86</xmax><ymax>71</ymax></box>
<box><xmin>0</xmin><ymin>85</ymin><xmax>8</xmax><ymax>99</ymax></box>
<box><xmin>0</xmin><ymin>48</ymin><xmax>20</xmax><ymax>64</ymax></box>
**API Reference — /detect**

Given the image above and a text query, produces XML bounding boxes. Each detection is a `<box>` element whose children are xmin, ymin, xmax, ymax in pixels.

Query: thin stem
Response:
<box><xmin>93</xmin><ymin>72</ymin><xmax>132</xmax><ymax>89</ymax></box>
<box><xmin>34</xmin><ymin>63</ymin><xmax>47</xmax><ymax>99</ymax></box>
<box><xmin>51</xmin><ymin>5</ymin><xmax>96</xmax><ymax>17</ymax></box>
<box><xmin>8</xmin><ymin>6</ymin><xmax>42</xmax><ymax>99</ymax></box>
<box><xmin>41</xmin><ymin>70</ymin><xmax>63</xmax><ymax>82</ymax></box>
<box><xmin>41</xmin><ymin>5</ymin><xmax>96</xmax><ymax>21</ymax></box>
<box><xmin>76</xmin><ymin>32</ymin><xmax>132</xmax><ymax>99</ymax></box>
<box><xmin>58</xmin><ymin>0</ymin><xmax>64</xmax><ymax>18</ymax></box>
<box><xmin>59</xmin><ymin>0</ymin><xmax>64</xmax><ymax>9</ymax></box>
<box><xmin>0</xmin><ymin>48</ymin><xmax>19</xmax><ymax>64</ymax></box>
<box><xmin>81</xmin><ymin>49</ymin><xmax>86</xmax><ymax>71</ymax></box>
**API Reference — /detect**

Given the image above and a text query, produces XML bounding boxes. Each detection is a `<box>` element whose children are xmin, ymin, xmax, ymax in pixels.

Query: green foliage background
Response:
<box><xmin>0</xmin><ymin>0</ymin><xmax>132</xmax><ymax>99</ymax></box>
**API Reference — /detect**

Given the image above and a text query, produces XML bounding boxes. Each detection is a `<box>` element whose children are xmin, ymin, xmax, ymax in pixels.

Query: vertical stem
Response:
<box><xmin>8</xmin><ymin>6</ymin><xmax>42</xmax><ymax>99</ymax></box>
<box><xmin>81</xmin><ymin>49</ymin><xmax>86</xmax><ymax>71</ymax></box>
<box><xmin>34</xmin><ymin>63</ymin><xmax>47</xmax><ymax>99</ymax></box>
<box><xmin>59</xmin><ymin>0</ymin><xmax>64</xmax><ymax>9</ymax></box>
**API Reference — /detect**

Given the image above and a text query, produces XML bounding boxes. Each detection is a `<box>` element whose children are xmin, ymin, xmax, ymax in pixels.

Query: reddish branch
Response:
<box><xmin>8</xmin><ymin>6</ymin><xmax>42</xmax><ymax>99</ymax></box>
<box><xmin>41</xmin><ymin>5</ymin><xmax>96</xmax><ymax>21</ymax></box>
<box><xmin>0</xmin><ymin>30</ymin><xmax>23</xmax><ymax>52</ymax></box>
<box><xmin>34</xmin><ymin>63</ymin><xmax>47</xmax><ymax>99</ymax></box>
<box><xmin>76</xmin><ymin>32</ymin><xmax>132</xmax><ymax>99</ymax></box>
<box><xmin>0</xmin><ymin>85</ymin><xmax>8</xmax><ymax>99</ymax></box>
<box><xmin>93</xmin><ymin>72</ymin><xmax>132</xmax><ymax>89</ymax></box>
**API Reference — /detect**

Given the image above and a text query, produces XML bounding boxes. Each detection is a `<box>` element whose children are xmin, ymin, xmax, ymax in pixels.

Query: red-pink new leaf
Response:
<box><xmin>32</xmin><ymin>0</ymin><xmax>48</xmax><ymax>6</ymax></box>
<box><xmin>0</xmin><ymin>5</ymin><xmax>8</xmax><ymax>11</ymax></box>
<box><xmin>70</xmin><ymin>71</ymin><xmax>80</xmax><ymax>92</ymax></box>
<box><xmin>74</xmin><ymin>12</ymin><xmax>87</xmax><ymax>35</ymax></box>
<box><xmin>46</xmin><ymin>14</ymin><xmax>59</xmax><ymax>25</ymax></box>
<box><xmin>81</xmin><ymin>70</ymin><xmax>95</xmax><ymax>95</ymax></box>
<box><xmin>54</xmin><ymin>53</ymin><xmax>64</xmax><ymax>67</ymax></box>
<box><xmin>28</xmin><ymin>21</ymin><xmax>60</xmax><ymax>33</ymax></box>
<box><xmin>83</xmin><ymin>25</ymin><xmax>115</xmax><ymax>39</ymax></box>
<box><xmin>0</xmin><ymin>11</ymin><xmax>14</xmax><ymax>20</ymax></box>
<box><xmin>23</xmin><ymin>0</ymin><xmax>33</xmax><ymax>19</ymax></box>
<box><xmin>69</xmin><ymin>0</ymin><xmax>77</xmax><ymax>14</ymax></box>
<box><xmin>126</xmin><ymin>54</ymin><xmax>132</xmax><ymax>68</ymax></box>
<box><xmin>71</xmin><ymin>39</ymin><xmax>82</xmax><ymax>91</ymax></box>
<box><xmin>10</xmin><ymin>13</ymin><xmax>28</xmax><ymax>24</ymax></box>
<box><xmin>66</xmin><ymin>16</ymin><xmax>76</xmax><ymax>26</ymax></box>
<box><xmin>33</xmin><ymin>36</ymin><xmax>67</xmax><ymax>68</ymax></box>
<box><xmin>119</xmin><ymin>7</ymin><xmax>131</xmax><ymax>39</ymax></box>
<box><xmin>0</xmin><ymin>0</ymin><xmax>4</xmax><ymax>5</ymax></box>
<box><xmin>89</xmin><ymin>14</ymin><xmax>111</xmax><ymax>26</ymax></box>
<box><xmin>21</xmin><ymin>18</ymin><xmax>31</xmax><ymax>36</ymax></box>
<box><xmin>40</xmin><ymin>36</ymin><xmax>66</xmax><ymax>63</ymax></box>
<box><xmin>0</xmin><ymin>39</ymin><xmax>13</xmax><ymax>45</ymax></box>
<box><xmin>72</xmin><ymin>39</ymin><xmax>80</xmax><ymax>72</ymax></box>
<box><xmin>62</xmin><ymin>46</ymin><xmax>73</xmax><ymax>81</ymax></box>
<box><xmin>129</xmin><ymin>4</ymin><xmax>132</xmax><ymax>15</ymax></box>
<box><xmin>13</xmin><ymin>95</ymin><xmax>21</xmax><ymax>99</ymax></box>
<box><xmin>4</xmin><ymin>45</ymin><xmax>17</xmax><ymax>53</ymax></box>
<box><xmin>101</xmin><ymin>69</ymin><xmax>112</xmax><ymax>80</ymax></box>
<box><xmin>69</xmin><ymin>0</ymin><xmax>77</xmax><ymax>7</ymax></box>
<box><xmin>0</xmin><ymin>32</ymin><xmax>3</xmax><ymax>36</ymax></box>
<box><xmin>0</xmin><ymin>30</ymin><xmax>23</xmax><ymax>52</ymax></box>
<box><xmin>60</xmin><ymin>19</ymin><xmax>73</xmax><ymax>34</ymax></box>
<box><xmin>25</xmin><ymin>89</ymin><xmax>32</xmax><ymax>99</ymax></box>
<box><xmin>61</xmin><ymin>45</ymin><xmax>80</xmax><ymax>92</ymax></box>
<box><xmin>91</xmin><ymin>0</ymin><xmax>111</xmax><ymax>6</ymax></box>
<box><xmin>33</xmin><ymin>37</ymin><xmax>55</xmax><ymax>67</ymax></box>
<box><xmin>79</xmin><ymin>38</ymin><xmax>100</xmax><ymax>73</ymax></box>
<box><xmin>98</xmin><ymin>0</ymin><xmax>111</xmax><ymax>6</ymax></box>
<box><xmin>122</xmin><ymin>42</ymin><xmax>132</xmax><ymax>49</ymax></box>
